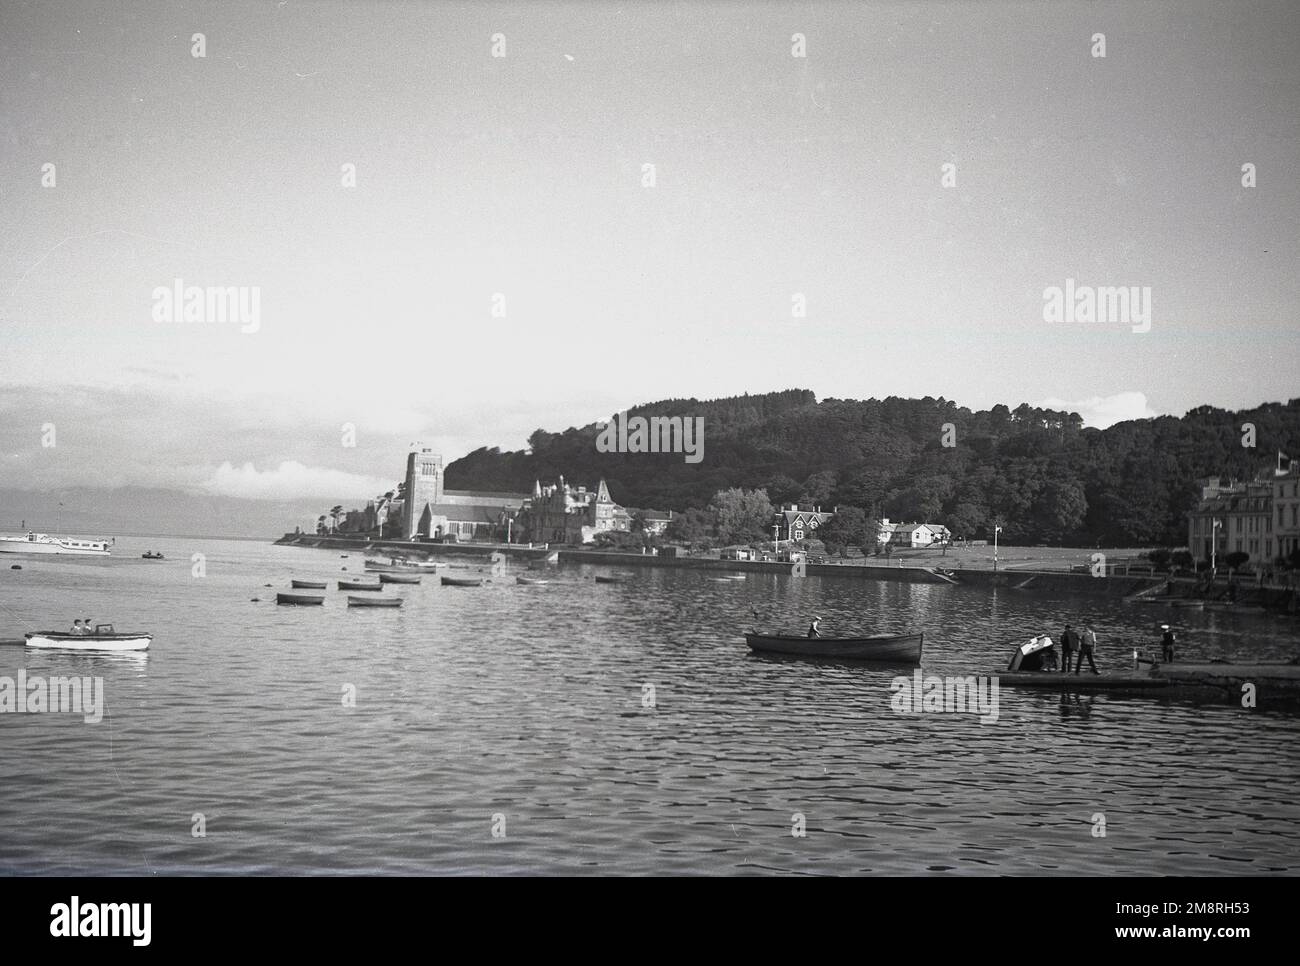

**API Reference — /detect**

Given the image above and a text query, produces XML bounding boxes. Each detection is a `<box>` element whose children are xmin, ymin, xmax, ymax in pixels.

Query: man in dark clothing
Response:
<box><xmin>1061</xmin><ymin>623</ymin><xmax>1079</xmax><ymax>673</ymax></box>
<box><xmin>1160</xmin><ymin>625</ymin><xmax>1176</xmax><ymax>663</ymax></box>
<box><xmin>807</xmin><ymin>616</ymin><xmax>822</xmax><ymax>638</ymax></box>
<box><xmin>1075</xmin><ymin>624</ymin><xmax>1099</xmax><ymax>675</ymax></box>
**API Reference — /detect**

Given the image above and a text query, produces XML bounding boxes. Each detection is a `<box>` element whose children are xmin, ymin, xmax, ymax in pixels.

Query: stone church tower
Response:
<box><xmin>401</xmin><ymin>446</ymin><xmax>443</xmax><ymax>538</ymax></box>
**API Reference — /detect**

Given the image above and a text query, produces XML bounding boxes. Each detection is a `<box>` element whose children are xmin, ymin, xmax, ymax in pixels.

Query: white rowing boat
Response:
<box><xmin>26</xmin><ymin>623</ymin><xmax>151</xmax><ymax>651</ymax></box>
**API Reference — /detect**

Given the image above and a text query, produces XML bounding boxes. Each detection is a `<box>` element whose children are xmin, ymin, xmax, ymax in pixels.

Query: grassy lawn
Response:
<box><xmin>830</xmin><ymin>545</ymin><xmax>1155</xmax><ymax>572</ymax></box>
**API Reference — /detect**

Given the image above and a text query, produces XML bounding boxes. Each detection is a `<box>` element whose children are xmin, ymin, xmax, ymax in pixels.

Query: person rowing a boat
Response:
<box><xmin>807</xmin><ymin>616</ymin><xmax>822</xmax><ymax>638</ymax></box>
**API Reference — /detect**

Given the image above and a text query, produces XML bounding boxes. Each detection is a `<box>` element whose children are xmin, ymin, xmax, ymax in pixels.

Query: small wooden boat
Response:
<box><xmin>291</xmin><ymin>579</ymin><xmax>328</xmax><ymax>589</ymax></box>
<box><xmin>378</xmin><ymin>572</ymin><xmax>421</xmax><ymax>585</ymax></box>
<box><xmin>366</xmin><ymin>558</ymin><xmax>446</xmax><ymax>572</ymax></box>
<box><xmin>1170</xmin><ymin>600</ymin><xmax>1205</xmax><ymax>609</ymax></box>
<box><xmin>516</xmin><ymin>575</ymin><xmax>549</xmax><ymax>585</ymax></box>
<box><xmin>141</xmin><ymin>551</ymin><xmax>165</xmax><ymax>560</ymax></box>
<box><xmin>745</xmin><ymin>631</ymin><xmax>923</xmax><ymax>663</ymax></box>
<box><xmin>594</xmin><ymin>575</ymin><xmax>626</xmax><ymax>584</ymax></box>
<box><xmin>277</xmin><ymin>592</ymin><xmax>324</xmax><ymax>605</ymax></box>
<box><xmin>442</xmin><ymin>576</ymin><xmax>483</xmax><ymax>587</ymax></box>
<box><xmin>339</xmin><ymin>579</ymin><xmax>382</xmax><ymax>591</ymax></box>
<box><xmin>26</xmin><ymin>624</ymin><xmax>152</xmax><ymax>651</ymax></box>
<box><xmin>347</xmin><ymin>595</ymin><xmax>402</xmax><ymax>608</ymax></box>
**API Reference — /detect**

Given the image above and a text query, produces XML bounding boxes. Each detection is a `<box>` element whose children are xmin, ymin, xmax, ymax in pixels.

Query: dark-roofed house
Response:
<box><xmin>628</xmin><ymin>508</ymin><xmax>675</xmax><ymax>536</ymax></box>
<box><xmin>774</xmin><ymin>504</ymin><xmax>835</xmax><ymax>542</ymax></box>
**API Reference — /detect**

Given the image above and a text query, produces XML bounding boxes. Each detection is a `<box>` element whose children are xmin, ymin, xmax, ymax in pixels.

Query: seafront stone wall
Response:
<box><xmin>558</xmin><ymin>550</ymin><xmax>1165</xmax><ymax>596</ymax></box>
<box><xmin>273</xmin><ymin>533</ymin><xmax>551</xmax><ymax>561</ymax></box>
<box><xmin>274</xmin><ymin>533</ymin><xmax>1168</xmax><ymax>596</ymax></box>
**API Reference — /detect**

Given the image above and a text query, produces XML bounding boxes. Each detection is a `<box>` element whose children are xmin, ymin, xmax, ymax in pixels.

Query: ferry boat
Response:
<box><xmin>0</xmin><ymin>532</ymin><xmax>111</xmax><ymax>556</ymax></box>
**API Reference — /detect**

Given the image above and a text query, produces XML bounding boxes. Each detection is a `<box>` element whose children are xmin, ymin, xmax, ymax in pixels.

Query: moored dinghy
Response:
<box><xmin>442</xmin><ymin>575</ymin><xmax>483</xmax><ymax>587</ymax></box>
<box><xmin>26</xmin><ymin>624</ymin><xmax>152</xmax><ymax>652</ymax></box>
<box><xmin>339</xmin><ymin>579</ymin><xmax>382</xmax><ymax>591</ymax></box>
<box><xmin>277</xmin><ymin>592</ymin><xmax>324</xmax><ymax>605</ymax></box>
<box><xmin>291</xmin><ymin>579</ymin><xmax>328</xmax><ymax>589</ymax></box>
<box><xmin>378</xmin><ymin>572</ymin><xmax>421</xmax><ymax>585</ymax></box>
<box><xmin>745</xmin><ymin>630</ymin><xmax>924</xmax><ymax>663</ymax></box>
<box><xmin>516</xmin><ymin>575</ymin><xmax>549</xmax><ymax>585</ymax></box>
<box><xmin>347</xmin><ymin>595</ymin><xmax>402</xmax><ymax>607</ymax></box>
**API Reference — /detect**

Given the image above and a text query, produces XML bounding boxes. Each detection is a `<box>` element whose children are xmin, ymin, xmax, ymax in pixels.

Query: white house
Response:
<box><xmin>883</xmin><ymin>521</ymin><xmax>951</xmax><ymax>548</ymax></box>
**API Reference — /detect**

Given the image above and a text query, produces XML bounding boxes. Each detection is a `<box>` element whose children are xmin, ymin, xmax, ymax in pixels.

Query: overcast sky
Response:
<box><xmin>2</xmin><ymin>0</ymin><xmax>1296</xmax><ymax>502</ymax></box>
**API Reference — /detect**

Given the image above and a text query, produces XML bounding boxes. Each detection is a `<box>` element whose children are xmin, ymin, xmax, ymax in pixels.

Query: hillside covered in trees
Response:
<box><xmin>444</xmin><ymin>390</ymin><xmax>1300</xmax><ymax>546</ymax></box>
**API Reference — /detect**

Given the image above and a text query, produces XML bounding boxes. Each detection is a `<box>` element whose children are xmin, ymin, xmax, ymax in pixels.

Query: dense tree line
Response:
<box><xmin>444</xmin><ymin>390</ymin><xmax>1300</xmax><ymax>546</ymax></box>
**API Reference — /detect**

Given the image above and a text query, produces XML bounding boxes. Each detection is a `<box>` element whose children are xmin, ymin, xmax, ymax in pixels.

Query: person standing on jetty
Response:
<box><xmin>807</xmin><ymin>616</ymin><xmax>822</xmax><ymax>638</ymax></box>
<box><xmin>1061</xmin><ymin>623</ymin><xmax>1079</xmax><ymax>672</ymax></box>
<box><xmin>1161</xmin><ymin>624</ymin><xmax>1177</xmax><ymax>663</ymax></box>
<box><xmin>1075</xmin><ymin>624</ymin><xmax>1100</xmax><ymax>675</ymax></box>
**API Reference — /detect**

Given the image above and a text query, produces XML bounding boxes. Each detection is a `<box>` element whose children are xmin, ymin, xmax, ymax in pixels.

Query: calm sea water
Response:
<box><xmin>1</xmin><ymin>537</ymin><xmax>1298</xmax><ymax>876</ymax></box>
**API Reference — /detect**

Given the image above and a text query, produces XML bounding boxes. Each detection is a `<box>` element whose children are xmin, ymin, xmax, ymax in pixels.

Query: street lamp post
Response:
<box><xmin>1211</xmin><ymin>518</ymin><xmax>1221</xmax><ymax>578</ymax></box>
<box><xmin>994</xmin><ymin>525</ymin><xmax>1003</xmax><ymax>572</ymax></box>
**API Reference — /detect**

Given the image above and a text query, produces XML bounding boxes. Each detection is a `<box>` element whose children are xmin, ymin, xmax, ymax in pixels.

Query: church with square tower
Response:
<box><xmin>401</xmin><ymin>447</ymin><xmax>444</xmax><ymax>538</ymax></box>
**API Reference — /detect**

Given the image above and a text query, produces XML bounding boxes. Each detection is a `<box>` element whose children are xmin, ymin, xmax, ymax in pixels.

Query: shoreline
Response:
<box><xmin>273</xmin><ymin>532</ymin><xmax>1158</xmax><ymax>598</ymax></box>
<box><xmin>271</xmin><ymin>533</ymin><xmax>1300</xmax><ymax>611</ymax></box>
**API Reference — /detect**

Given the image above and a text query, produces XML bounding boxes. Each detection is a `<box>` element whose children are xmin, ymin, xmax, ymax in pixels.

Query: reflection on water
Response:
<box><xmin>0</xmin><ymin>538</ymin><xmax>1297</xmax><ymax>875</ymax></box>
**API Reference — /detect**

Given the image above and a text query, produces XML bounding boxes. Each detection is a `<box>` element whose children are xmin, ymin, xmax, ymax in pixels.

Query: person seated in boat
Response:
<box><xmin>84</xmin><ymin>618</ymin><xmax>95</xmax><ymax>636</ymax></box>
<box><xmin>70</xmin><ymin>619</ymin><xmax>85</xmax><ymax>635</ymax></box>
<box><xmin>807</xmin><ymin>616</ymin><xmax>822</xmax><ymax>638</ymax></box>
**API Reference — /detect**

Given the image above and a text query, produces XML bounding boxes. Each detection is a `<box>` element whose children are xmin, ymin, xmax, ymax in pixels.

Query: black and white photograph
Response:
<box><xmin>0</xmin><ymin>0</ymin><xmax>1296</xmax><ymax>933</ymax></box>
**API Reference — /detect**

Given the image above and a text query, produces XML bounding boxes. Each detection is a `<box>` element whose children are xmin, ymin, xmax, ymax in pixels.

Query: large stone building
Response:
<box><xmin>325</xmin><ymin>447</ymin><xmax>675</xmax><ymax>545</ymax></box>
<box><xmin>395</xmin><ymin>446</ymin><xmax>529</xmax><ymax>541</ymax></box>
<box><xmin>519</xmin><ymin>478</ymin><xmax>629</xmax><ymax>545</ymax></box>
<box><xmin>1273</xmin><ymin>459</ymin><xmax>1300</xmax><ymax>561</ymax></box>
<box><xmin>1187</xmin><ymin>457</ymin><xmax>1300</xmax><ymax>566</ymax></box>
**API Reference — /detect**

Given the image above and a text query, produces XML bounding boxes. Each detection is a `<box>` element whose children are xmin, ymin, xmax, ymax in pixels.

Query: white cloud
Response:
<box><xmin>202</xmin><ymin>461</ymin><xmax>395</xmax><ymax>501</ymax></box>
<box><xmin>1037</xmin><ymin>391</ymin><xmax>1160</xmax><ymax>429</ymax></box>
